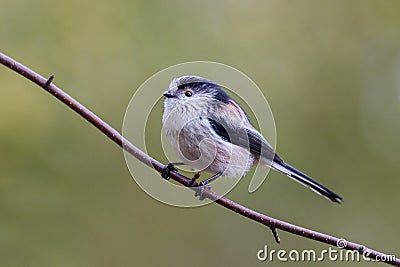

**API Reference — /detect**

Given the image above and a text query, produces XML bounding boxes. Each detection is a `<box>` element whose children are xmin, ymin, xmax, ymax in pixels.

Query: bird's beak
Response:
<box><xmin>163</xmin><ymin>90</ymin><xmax>176</xmax><ymax>98</ymax></box>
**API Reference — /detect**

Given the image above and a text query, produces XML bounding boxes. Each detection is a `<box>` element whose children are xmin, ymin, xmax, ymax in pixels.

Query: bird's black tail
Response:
<box><xmin>272</xmin><ymin>160</ymin><xmax>343</xmax><ymax>203</ymax></box>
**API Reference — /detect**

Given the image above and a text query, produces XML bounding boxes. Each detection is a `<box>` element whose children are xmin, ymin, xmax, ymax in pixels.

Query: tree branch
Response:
<box><xmin>1</xmin><ymin>52</ymin><xmax>398</xmax><ymax>266</ymax></box>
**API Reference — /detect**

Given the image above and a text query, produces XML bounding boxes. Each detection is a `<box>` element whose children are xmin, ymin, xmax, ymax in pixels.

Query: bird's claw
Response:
<box><xmin>194</xmin><ymin>183</ymin><xmax>211</xmax><ymax>201</ymax></box>
<box><xmin>161</xmin><ymin>163</ymin><xmax>177</xmax><ymax>180</ymax></box>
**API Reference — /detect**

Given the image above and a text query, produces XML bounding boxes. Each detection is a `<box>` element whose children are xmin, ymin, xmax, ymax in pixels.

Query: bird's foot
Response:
<box><xmin>193</xmin><ymin>172</ymin><xmax>222</xmax><ymax>201</ymax></box>
<box><xmin>194</xmin><ymin>181</ymin><xmax>211</xmax><ymax>201</ymax></box>
<box><xmin>161</xmin><ymin>162</ymin><xmax>178</xmax><ymax>180</ymax></box>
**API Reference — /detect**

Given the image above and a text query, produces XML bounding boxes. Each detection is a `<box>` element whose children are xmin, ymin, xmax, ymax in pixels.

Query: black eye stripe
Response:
<box><xmin>176</xmin><ymin>80</ymin><xmax>230</xmax><ymax>103</ymax></box>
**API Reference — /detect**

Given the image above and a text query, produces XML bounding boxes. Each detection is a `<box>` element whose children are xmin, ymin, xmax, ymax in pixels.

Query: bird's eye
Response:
<box><xmin>184</xmin><ymin>89</ymin><xmax>193</xmax><ymax>97</ymax></box>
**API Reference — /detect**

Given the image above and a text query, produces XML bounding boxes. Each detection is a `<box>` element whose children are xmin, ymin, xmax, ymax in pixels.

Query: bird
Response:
<box><xmin>161</xmin><ymin>75</ymin><xmax>342</xmax><ymax>203</ymax></box>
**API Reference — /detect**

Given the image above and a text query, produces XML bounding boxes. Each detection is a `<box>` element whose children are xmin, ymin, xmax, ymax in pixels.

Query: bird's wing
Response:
<box><xmin>207</xmin><ymin>99</ymin><xmax>277</xmax><ymax>161</ymax></box>
<box><xmin>207</xmin><ymin>118</ymin><xmax>231</xmax><ymax>143</ymax></box>
<box><xmin>244</xmin><ymin>127</ymin><xmax>280</xmax><ymax>163</ymax></box>
<box><xmin>207</xmin><ymin>117</ymin><xmax>276</xmax><ymax>163</ymax></box>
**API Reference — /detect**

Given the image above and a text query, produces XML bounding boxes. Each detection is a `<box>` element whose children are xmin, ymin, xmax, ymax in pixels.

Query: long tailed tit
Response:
<box><xmin>161</xmin><ymin>76</ymin><xmax>342</xmax><ymax>203</ymax></box>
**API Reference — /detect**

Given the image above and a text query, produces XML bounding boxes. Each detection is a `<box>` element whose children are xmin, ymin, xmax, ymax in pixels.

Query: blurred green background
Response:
<box><xmin>1</xmin><ymin>0</ymin><xmax>399</xmax><ymax>266</ymax></box>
